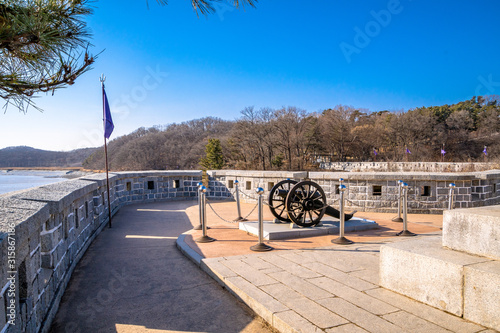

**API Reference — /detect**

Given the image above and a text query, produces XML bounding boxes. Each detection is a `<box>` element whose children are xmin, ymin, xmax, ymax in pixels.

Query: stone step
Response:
<box><xmin>443</xmin><ymin>205</ymin><xmax>500</xmax><ymax>260</ymax></box>
<box><xmin>239</xmin><ymin>217</ymin><xmax>378</xmax><ymax>240</ymax></box>
<box><xmin>379</xmin><ymin>236</ymin><xmax>500</xmax><ymax>331</ymax></box>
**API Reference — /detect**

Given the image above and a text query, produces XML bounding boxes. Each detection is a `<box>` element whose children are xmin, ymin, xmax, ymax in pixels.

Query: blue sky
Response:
<box><xmin>1</xmin><ymin>0</ymin><xmax>500</xmax><ymax>151</ymax></box>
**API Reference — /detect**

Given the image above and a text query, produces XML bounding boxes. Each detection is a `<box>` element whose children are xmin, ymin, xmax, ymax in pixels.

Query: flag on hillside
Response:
<box><xmin>483</xmin><ymin>146</ymin><xmax>488</xmax><ymax>156</ymax></box>
<box><xmin>373</xmin><ymin>148</ymin><xmax>378</xmax><ymax>156</ymax></box>
<box><xmin>441</xmin><ymin>148</ymin><xmax>446</xmax><ymax>155</ymax></box>
<box><xmin>102</xmin><ymin>85</ymin><xmax>114</xmax><ymax>139</ymax></box>
<box><xmin>405</xmin><ymin>147</ymin><xmax>411</xmax><ymax>154</ymax></box>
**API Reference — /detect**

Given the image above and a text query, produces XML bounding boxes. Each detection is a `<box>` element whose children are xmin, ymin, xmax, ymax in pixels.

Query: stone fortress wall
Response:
<box><xmin>212</xmin><ymin>168</ymin><xmax>500</xmax><ymax>214</ymax></box>
<box><xmin>0</xmin><ymin>171</ymin><xmax>202</xmax><ymax>333</ymax></box>
<box><xmin>0</xmin><ymin>165</ymin><xmax>499</xmax><ymax>332</ymax></box>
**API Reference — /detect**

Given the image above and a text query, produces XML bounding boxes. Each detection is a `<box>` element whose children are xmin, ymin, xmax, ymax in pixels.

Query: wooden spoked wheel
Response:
<box><xmin>268</xmin><ymin>179</ymin><xmax>298</xmax><ymax>222</ymax></box>
<box><xmin>285</xmin><ymin>180</ymin><xmax>326</xmax><ymax>227</ymax></box>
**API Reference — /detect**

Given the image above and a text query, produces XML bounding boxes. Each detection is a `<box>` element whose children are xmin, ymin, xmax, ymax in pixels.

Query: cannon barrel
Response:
<box><xmin>325</xmin><ymin>206</ymin><xmax>355</xmax><ymax>221</ymax></box>
<box><xmin>276</xmin><ymin>189</ymin><xmax>288</xmax><ymax>198</ymax></box>
<box><xmin>287</xmin><ymin>188</ymin><xmax>355</xmax><ymax>221</ymax></box>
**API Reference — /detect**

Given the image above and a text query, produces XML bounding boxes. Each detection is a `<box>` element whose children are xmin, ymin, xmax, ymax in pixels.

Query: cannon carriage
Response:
<box><xmin>268</xmin><ymin>179</ymin><xmax>355</xmax><ymax>227</ymax></box>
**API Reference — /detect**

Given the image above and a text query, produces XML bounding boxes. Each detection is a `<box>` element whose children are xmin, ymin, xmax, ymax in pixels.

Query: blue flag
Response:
<box><xmin>406</xmin><ymin>147</ymin><xmax>411</xmax><ymax>154</ymax></box>
<box><xmin>373</xmin><ymin>149</ymin><xmax>378</xmax><ymax>156</ymax></box>
<box><xmin>483</xmin><ymin>147</ymin><xmax>487</xmax><ymax>156</ymax></box>
<box><xmin>441</xmin><ymin>149</ymin><xmax>446</xmax><ymax>155</ymax></box>
<box><xmin>103</xmin><ymin>85</ymin><xmax>114</xmax><ymax>139</ymax></box>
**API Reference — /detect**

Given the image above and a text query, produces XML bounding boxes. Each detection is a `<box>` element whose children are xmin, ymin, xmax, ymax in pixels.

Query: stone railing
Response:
<box><xmin>0</xmin><ymin>171</ymin><xmax>203</xmax><ymax>333</ymax></box>
<box><xmin>1</xmin><ymin>168</ymin><xmax>500</xmax><ymax>333</ymax></box>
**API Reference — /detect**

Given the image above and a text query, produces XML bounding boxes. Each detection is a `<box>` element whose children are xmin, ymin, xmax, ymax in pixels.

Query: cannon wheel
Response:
<box><xmin>268</xmin><ymin>179</ymin><xmax>298</xmax><ymax>222</ymax></box>
<box><xmin>285</xmin><ymin>180</ymin><xmax>326</xmax><ymax>227</ymax></box>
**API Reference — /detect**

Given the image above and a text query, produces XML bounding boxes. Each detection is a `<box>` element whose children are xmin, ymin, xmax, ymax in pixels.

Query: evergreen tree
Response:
<box><xmin>200</xmin><ymin>138</ymin><xmax>225</xmax><ymax>170</ymax></box>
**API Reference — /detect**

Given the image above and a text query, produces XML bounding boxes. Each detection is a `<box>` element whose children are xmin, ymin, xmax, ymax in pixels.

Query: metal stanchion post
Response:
<box><xmin>233</xmin><ymin>180</ymin><xmax>247</xmax><ymax>222</ymax></box>
<box><xmin>396</xmin><ymin>183</ymin><xmax>416</xmax><ymax>236</ymax></box>
<box><xmin>250</xmin><ymin>187</ymin><xmax>273</xmax><ymax>252</ymax></box>
<box><xmin>392</xmin><ymin>180</ymin><xmax>404</xmax><ymax>222</ymax></box>
<box><xmin>337</xmin><ymin>178</ymin><xmax>344</xmax><ymax>196</ymax></box>
<box><xmin>332</xmin><ymin>185</ymin><xmax>354</xmax><ymax>245</ymax></box>
<box><xmin>195</xmin><ymin>186</ymin><xmax>216</xmax><ymax>243</ymax></box>
<box><xmin>194</xmin><ymin>182</ymin><xmax>203</xmax><ymax>230</ymax></box>
<box><xmin>448</xmin><ymin>183</ymin><xmax>456</xmax><ymax>210</ymax></box>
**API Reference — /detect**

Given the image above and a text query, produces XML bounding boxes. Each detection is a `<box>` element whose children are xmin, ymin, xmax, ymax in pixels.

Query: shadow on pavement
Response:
<box><xmin>49</xmin><ymin>201</ymin><xmax>271</xmax><ymax>333</ymax></box>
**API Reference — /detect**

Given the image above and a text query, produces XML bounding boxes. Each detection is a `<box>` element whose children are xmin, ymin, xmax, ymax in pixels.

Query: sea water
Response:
<box><xmin>0</xmin><ymin>170</ymin><xmax>69</xmax><ymax>195</ymax></box>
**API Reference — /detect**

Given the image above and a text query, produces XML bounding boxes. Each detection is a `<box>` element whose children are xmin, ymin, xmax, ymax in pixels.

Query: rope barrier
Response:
<box><xmin>410</xmin><ymin>199</ymin><xmax>442</xmax><ymax>206</ymax></box>
<box><xmin>206</xmin><ymin>198</ymin><xmax>259</xmax><ymax>223</ymax></box>
<box><xmin>239</xmin><ymin>190</ymin><xmax>259</xmax><ymax>201</ymax></box>
<box><xmin>344</xmin><ymin>198</ymin><xmax>364</xmax><ymax>208</ymax></box>
<box><xmin>409</xmin><ymin>193</ymin><xmax>450</xmax><ymax>206</ymax></box>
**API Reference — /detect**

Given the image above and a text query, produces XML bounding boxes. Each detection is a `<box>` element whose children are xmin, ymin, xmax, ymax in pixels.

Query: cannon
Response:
<box><xmin>268</xmin><ymin>179</ymin><xmax>355</xmax><ymax>227</ymax></box>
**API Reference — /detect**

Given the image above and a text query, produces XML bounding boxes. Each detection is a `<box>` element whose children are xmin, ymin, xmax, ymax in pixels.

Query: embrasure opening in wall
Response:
<box><xmin>246</xmin><ymin>181</ymin><xmax>252</xmax><ymax>190</ymax></box>
<box><xmin>147</xmin><ymin>181</ymin><xmax>155</xmax><ymax>190</ymax></box>
<box><xmin>372</xmin><ymin>185</ymin><xmax>382</xmax><ymax>196</ymax></box>
<box><xmin>421</xmin><ymin>186</ymin><xmax>431</xmax><ymax>197</ymax></box>
<box><xmin>126</xmin><ymin>182</ymin><xmax>131</xmax><ymax>191</ymax></box>
<box><xmin>228</xmin><ymin>180</ymin><xmax>234</xmax><ymax>188</ymax></box>
<box><xmin>173</xmin><ymin>180</ymin><xmax>180</xmax><ymax>189</ymax></box>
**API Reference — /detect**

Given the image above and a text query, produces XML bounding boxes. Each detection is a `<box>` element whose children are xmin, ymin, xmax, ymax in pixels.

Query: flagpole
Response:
<box><xmin>100</xmin><ymin>74</ymin><xmax>112</xmax><ymax>228</ymax></box>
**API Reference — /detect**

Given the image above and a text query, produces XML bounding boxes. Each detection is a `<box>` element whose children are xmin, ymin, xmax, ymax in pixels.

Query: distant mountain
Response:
<box><xmin>0</xmin><ymin>146</ymin><xmax>98</xmax><ymax>168</ymax></box>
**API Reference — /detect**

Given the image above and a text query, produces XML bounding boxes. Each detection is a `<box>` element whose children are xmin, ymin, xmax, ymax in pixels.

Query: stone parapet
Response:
<box><xmin>0</xmin><ymin>171</ymin><xmax>202</xmax><ymax>333</ymax></box>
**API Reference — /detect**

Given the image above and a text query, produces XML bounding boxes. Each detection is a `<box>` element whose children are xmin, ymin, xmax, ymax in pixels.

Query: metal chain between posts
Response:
<box><xmin>206</xmin><ymin>198</ymin><xmax>259</xmax><ymax>223</ymax></box>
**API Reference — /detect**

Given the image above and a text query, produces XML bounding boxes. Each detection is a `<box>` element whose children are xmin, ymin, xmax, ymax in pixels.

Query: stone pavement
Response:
<box><xmin>49</xmin><ymin>201</ymin><xmax>273</xmax><ymax>333</ymax></box>
<box><xmin>177</xmin><ymin>201</ymin><xmax>497</xmax><ymax>333</ymax></box>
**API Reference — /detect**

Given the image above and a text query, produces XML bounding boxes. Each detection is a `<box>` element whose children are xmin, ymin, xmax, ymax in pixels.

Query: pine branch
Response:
<box><xmin>0</xmin><ymin>0</ymin><xmax>95</xmax><ymax>112</ymax></box>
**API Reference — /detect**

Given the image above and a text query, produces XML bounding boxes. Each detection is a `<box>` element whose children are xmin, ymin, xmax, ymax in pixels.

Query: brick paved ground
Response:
<box><xmin>178</xmin><ymin>201</ymin><xmax>495</xmax><ymax>333</ymax></box>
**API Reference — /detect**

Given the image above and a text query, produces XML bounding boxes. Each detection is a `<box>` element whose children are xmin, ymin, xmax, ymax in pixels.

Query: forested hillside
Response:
<box><xmin>83</xmin><ymin>118</ymin><xmax>233</xmax><ymax>170</ymax></box>
<box><xmin>83</xmin><ymin>96</ymin><xmax>500</xmax><ymax>171</ymax></box>
<box><xmin>0</xmin><ymin>146</ymin><xmax>97</xmax><ymax>168</ymax></box>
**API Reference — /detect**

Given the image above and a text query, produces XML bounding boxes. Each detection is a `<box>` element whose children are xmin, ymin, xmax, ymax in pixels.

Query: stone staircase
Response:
<box><xmin>379</xmin><ymin>205</ymin><xmax>500</xmax><ymax>331</ymax></box>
